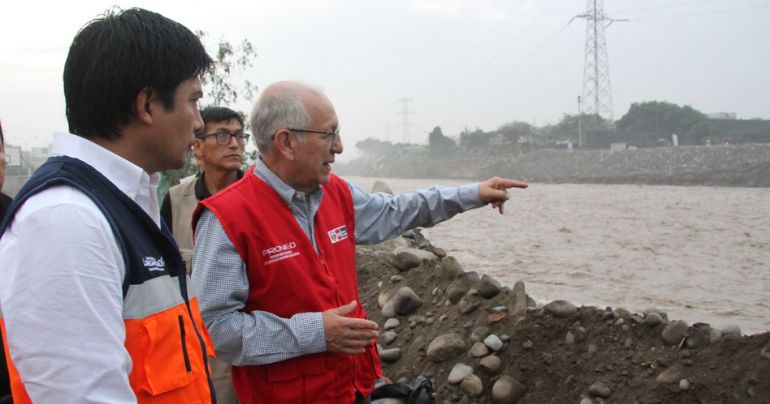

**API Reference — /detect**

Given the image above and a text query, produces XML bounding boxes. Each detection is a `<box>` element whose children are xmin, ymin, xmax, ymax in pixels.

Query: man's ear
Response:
<box><xmin>192</xmin><ymin>139</ymin><xmax>204</xmax><ymax>160</ymax></box>
<box><xmin>134</xmin><ymin>87</ymin><xmax>155</xmax><ymax>125</ymax></box>
<box><xmin>273</xmin><ymin>129</ymin><xmax>297</xmax><ymax>162</ymax></box>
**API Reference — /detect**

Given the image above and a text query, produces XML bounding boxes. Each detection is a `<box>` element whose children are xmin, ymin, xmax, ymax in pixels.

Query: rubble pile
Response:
<box><xmin>357</xmin><ymin>230</ymin><xmax>770</xmax><ymax>403</ymax></box>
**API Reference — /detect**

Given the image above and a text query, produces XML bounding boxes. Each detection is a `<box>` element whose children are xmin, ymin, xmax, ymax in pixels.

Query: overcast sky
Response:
<box><xmin>1</xmin><ymin>0</ymin><xmax>768</xmax><ymax>160</ymax></box>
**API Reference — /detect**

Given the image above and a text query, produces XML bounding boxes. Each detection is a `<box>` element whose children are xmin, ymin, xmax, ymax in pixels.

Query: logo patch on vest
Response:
<box><xmin>262</xmin><ymin>241</ymin><xmax>300</xmax><ymax>265</ymax></box>
<box><xmin>143</xmin><ymin>256</ymin><xmax>165</xmax><ymax>272</ymax></box>
<box><xmin>328</xmin><ymin>225</ymin><xmax>348</xmax><ymax>244</ymax></box>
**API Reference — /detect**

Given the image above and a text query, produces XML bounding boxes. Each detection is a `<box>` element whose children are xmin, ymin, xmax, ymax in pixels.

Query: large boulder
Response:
<box><xmin>426</xmin><ymin>333</ymin><xmax>466</xmax><ymax>362</ymax></box>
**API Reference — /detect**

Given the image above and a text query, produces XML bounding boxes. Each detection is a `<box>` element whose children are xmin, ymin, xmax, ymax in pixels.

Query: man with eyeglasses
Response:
<box><xmin>161</xmin><ymin>105</ymin><xmax>245</xmax><ymax>404</ymax></box>
<box><xmin>192</xmin><ymin>81</ymin><xmax>528</xmax><ymax>403</ymax></box>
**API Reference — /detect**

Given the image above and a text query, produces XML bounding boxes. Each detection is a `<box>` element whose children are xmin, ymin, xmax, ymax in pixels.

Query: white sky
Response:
<box><xmin>1</xmin><ymin>0</ymin><xmax>769</xmax><ymax>161</ymax></box>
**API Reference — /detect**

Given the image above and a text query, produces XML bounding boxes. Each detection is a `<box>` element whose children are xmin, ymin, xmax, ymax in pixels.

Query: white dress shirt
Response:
<box><xmin>0</xmin><ymin>132</ymin><xmax>161</xmax><ymax>403</ymax></box>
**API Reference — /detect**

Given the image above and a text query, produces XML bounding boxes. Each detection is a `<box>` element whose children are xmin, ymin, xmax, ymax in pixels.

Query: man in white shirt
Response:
<box><xmin>0</xmin><ymin>8</ymin><xmax>216</xmax><ymax>403</ymax></box>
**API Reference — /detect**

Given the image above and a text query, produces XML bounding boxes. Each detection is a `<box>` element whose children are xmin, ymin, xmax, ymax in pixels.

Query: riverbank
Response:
<box><xmin>359</xmin><ymin>230</ymin><xmax>770</xmax><ymax>403</ymax></box>
<box><xmin>338</xmin><ymin>143</ymin><xmax>770</xmax><ymax>187</ymax></box>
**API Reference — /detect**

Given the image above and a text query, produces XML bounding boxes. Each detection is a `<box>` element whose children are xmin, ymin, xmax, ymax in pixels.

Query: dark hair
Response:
<box><xmin>0</xmin><ymin>121</ymin><xmax>4</xmax><ymax>149</ymax></box>
<box><xmin>196</xmin><ymin>106</ymin><xmax>245</xmax><ymax>136</ymax></box>
<box><xmin>63</xmin><ymin>8</ymin><xmax>213</xmax><ymax>139</ymax></box>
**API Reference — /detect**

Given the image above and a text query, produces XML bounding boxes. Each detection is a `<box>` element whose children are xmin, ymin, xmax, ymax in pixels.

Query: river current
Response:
<box><xmin>345</xmin><ymin>176</ymin><xmax>770</xmax><ymax>335</ymax></box>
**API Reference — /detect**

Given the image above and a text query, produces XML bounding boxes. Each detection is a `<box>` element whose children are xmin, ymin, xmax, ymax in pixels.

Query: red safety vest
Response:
<box><xmin>200</xmin><ymin>170</ymin><xmax>381</xmax><ymax>403</ymax></box>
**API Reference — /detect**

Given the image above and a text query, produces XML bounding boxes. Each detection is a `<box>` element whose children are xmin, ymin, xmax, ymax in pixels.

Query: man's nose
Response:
<box><xmin>331</xmin><ymin>134</ymin><xmax>343</xmax><ymax>154</ymax></box>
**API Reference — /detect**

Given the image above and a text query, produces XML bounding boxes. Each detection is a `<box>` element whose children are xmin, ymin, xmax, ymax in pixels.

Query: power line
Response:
<box><xmin>628</xmin><ymin>3</ymin><xmax>770</xmax><ymax>20</ymax></box>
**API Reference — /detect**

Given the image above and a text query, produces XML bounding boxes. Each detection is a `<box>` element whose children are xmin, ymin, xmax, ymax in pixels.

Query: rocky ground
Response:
<box><xmin>358</xmin><ymin>230</ymin><xmax>770</xmax><ymax>403</ymax></box>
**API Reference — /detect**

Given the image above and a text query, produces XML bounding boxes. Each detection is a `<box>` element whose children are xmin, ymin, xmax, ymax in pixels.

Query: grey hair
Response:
<box><xmin>250</xmin><ymin>92</ymin><xmax>311</xmax><ymax>154</ymax></box>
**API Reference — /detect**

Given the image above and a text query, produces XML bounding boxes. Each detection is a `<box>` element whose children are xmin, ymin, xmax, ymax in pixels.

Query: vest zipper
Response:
<box><xmin>177</xmin><ymin>315</ymin><xmax>192</xmax><ymax>372</ymax></box>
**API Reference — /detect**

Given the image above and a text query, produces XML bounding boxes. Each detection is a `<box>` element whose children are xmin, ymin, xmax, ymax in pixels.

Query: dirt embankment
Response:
<box><xmin>359</xmin><ymin>231</ymin><xmax>770</xmax><ymax>403</ymax></box>
<box><xmin>340</xmin><ymin>144</ymin><xmax>770</xmax><ymax>187</ymax></box>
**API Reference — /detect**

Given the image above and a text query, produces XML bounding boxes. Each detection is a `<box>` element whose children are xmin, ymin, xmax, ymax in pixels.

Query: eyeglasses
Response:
<box><xmin>197</xmin><ymin>130</ymin><xmax>250</xmax><ymax>145</ymax></box>
<box><xmin>286</xmin><ymin>128</ymin><xmax>339</xmax><ymax>142</ymax></box>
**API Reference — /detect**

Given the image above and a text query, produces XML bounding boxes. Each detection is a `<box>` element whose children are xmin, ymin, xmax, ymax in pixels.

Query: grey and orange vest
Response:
<box><xmin>197</xmin><ymin>170</ymin><xmax>381</xmax><ymax>403</ymax></box>
<box><xmin>0</xmin><ymin>156</ymin><xmax>216</xmax><ymax>403</ymax></box>
<box><xmin>168</xmin><ymin>174</ymin><xmax>198</xmax><ymax>273</ymax></box>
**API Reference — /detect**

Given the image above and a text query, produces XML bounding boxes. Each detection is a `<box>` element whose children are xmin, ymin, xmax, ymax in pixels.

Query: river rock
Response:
<box><xmin>545</xmin><ymin>300</ymin><xmax>577</xmax><ymax>317</ymax></box>
<box><xmin>381</xmin><ymin>301</ymin><xmax>396</xmax><ymax>318</ymax></box>
<box><xmin>512</xmin><ymin>281</ymin><xmax>528</xmax><ymax>316</ymax></box>
<box><xmin>656</xmin><ymin>365</ymin><xmax>683</xmax><ymax>384</ymax></box>
<box><xmin>588</xmin><ymin>381</ymin><xmax>612</xmax><ymax>398</ymax></box>
<box><xmin>471</xmin><ymin>326</ymin><xmax>491</xmax><ymax>342</ymax></box>
<box><xmin>643</xmin><ymin>312</ymin><xmax>664</xmax><ymax>327</ymax></box>
<box><xmin>427</xmin><ymin>333</ymin><xmax>466</xmax><ymax>362</ymax></box>
<box><xmin>479</xmin><ymin>355</ymin><xmax>502</xmax><ymax>374</ymax></box>
<box><xmin>447</xmin><ymin>276</ymin><xmax>474</xmax><ymax>304</ymax></box>
<box><xmin>709</xmin><ymin>328</ymin><xmax>722</xmax><ymax>343</ymax></box>
<box><xmin>477</xmin><ymin>274</ymin><xmax>502</xmax><ymax>299</ymax></box>
<box><xmin>378</xmin><ymin>289</ymin><xmax>396</xmax><ymax>308</ymax></box>
<box><xmin>448</xmin><ymin>363</ymin><xmax>474</xmax><ymax>384</ymax></box>
<box><xmin>458</xmin><ymin>292</ymin><xmax>481</xmax><ymax>314</ymax></box>
<box><xmin>372</xmin><ymin>399</ymin><xmax>405</xmax><ymax>404</ymax></box>
<box><xmin>470</xmin><ymin>342</ymin><xmax>490</xmax><ymax>357</ymax></box>
<box><xmin>378</xmin><ymin>347</ymin><xmax>402</xmax><ymax>362</ymax></box>
<box><xmin>384</xmin><ymin>318</ymin><xmax>400</xmax><ymax>330</ymax></box>
<box><xmin>461</xmin><ymin>374</ymin><xmax>483</xmax><ymax>397</ymax></box>
<box><xmin>484</xmin><ymin>334</ymin><xmax>504</xmax><ymax>352</ymax></box>
<box><xmin>441</xmin><ymin>256</ymin><xmax>465</xmax><ymax>281</ymax></box>
<box><xmin>721</xmin><ymin>324</ymin><xmax>742</xmax><ymax>337</ymax></box>
<box><xmin>489</xmin><ymin>305</ymin><xmax>508</xmax><ymax>313</ymax></box>
<box><xmin>371</xmin><ymin>180</ymin><xmax>393</xmax><ymax>194</ymax></box>
<box><xmin>381</xmin><ymin>331</ymin><xmax>398</xmax><ymax>345</ymax></box>
<box><xmin>661</xmin><ymin>320</ymin><xmax>689</xmax><ymax>345</ymax></box>
<box><xmin>492</xmin><ymin>374</ymin><xmax>527</xmax><ymax>403</ymax></box>
<box><xmin>432</xmin><ymin>247</ymin><xmax>447</xmax><ymax>258</ymax></box>
<box><xmin>392</xmin><ymin>249</ymin><xmax>423</xmax><ymax>271</ymax></box>
<box><xmin>390</xmin><ymin>287</ymin><xmax>423</xmax><ymax>316</ymax></box>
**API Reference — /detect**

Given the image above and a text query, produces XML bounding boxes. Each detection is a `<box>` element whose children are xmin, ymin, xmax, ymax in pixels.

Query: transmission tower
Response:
<box><xmin>397</xmin><ymin>98</ymin><xmax>413</xmax><ymax>143</ymax></box>
<box><xmin>576</xmin><ymin>0</ymin><xmax>625</xmax><ymax>129</ymax></box>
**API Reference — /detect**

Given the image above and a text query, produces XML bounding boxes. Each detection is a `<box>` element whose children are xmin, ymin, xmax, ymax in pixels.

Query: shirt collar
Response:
<box><xmin>194</xmin><ymin>170</ymin><xmax>244</xmax><ymax>201</ymax></box>
<box><xmin>253</xmin><ymin>157</ymin><xmax>323</xmax><ymax>205</ymax></box>
<box><xmin>51</xmin><ymin>132</ymin><xmax>162</xmax><ymax>226</ymax></box>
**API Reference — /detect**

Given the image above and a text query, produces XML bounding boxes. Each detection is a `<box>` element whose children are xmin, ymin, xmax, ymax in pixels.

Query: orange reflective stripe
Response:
<box><xmin>2</xmin><ymin>299</ymin><xmax>214</xmax><ymax>403</ymax></box>
<box><xmin>1</xmin><ymin>320</ymin><xmax>32</xmax><ymax>404</ymax></box>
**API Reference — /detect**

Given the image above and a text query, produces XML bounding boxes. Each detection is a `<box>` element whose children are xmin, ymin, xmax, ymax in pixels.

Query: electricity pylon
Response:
<box><xmin>576</xmin><ymin>0</ymin><xmax>626</xmax><ymax>129</ymax></box>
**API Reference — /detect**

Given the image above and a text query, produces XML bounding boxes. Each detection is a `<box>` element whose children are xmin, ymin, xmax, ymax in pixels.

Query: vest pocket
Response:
<box><xmin>131</xmin><ymin>308</ymin><xmax>194</xmax><ymax>395</ymax></box>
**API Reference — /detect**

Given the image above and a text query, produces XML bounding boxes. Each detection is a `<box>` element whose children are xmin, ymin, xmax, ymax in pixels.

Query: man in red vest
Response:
<box><xmin>192</xmin><ymin>81</ymin><xmax>527</xmax><ymax>403</ymax></box>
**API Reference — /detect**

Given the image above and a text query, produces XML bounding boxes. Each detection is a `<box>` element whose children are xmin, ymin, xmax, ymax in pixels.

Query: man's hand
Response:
<box><xmin>322</xmin><ymin>301</ymin><xmax>379</xmax><ymax>354</ymax></box>
<box><xmin>478</xmin><ymin>176</ymin><xmax>528</xmax><ymax>214</ymax></box>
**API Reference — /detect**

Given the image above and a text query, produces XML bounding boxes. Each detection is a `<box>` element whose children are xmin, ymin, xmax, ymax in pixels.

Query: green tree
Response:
<box><xmin>496</xmin><ymin>121</ymin><xmax>534</xmax><ymax>144</ymax></box>
<box><xmin>160</xmin><ymin>33</ymin><xmax>258</xmax><ymax>195</ymax></box>
<box><xmin>617</xmin><ymin>101</ymin><xmax>707</xmax><ymax>139</ymax></box>
<box><xmin>428</xmin><ymin>126</ymin><xmax>455</xmax><ymax>158</ymax></box>
<box><xmin>459</xmin><ymin>127</ymin><xmax>492</xmax><ymax>147</ymax></box>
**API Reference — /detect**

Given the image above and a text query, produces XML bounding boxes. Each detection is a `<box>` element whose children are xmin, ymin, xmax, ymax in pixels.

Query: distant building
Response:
<box><xmin>4</xmin><ymin>143</ymin><xmax>52</xmax><ymax>197</ymax></box>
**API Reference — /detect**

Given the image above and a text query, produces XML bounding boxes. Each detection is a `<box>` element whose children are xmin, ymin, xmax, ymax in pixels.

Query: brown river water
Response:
<box><xmin>345</xmin><ymin>176</ymin><xmax>770</xmax><ymax>335</ymax></box>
